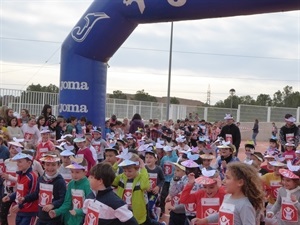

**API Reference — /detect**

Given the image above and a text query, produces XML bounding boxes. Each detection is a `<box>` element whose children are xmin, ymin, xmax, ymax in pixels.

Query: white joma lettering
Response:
<box><xmin>59</xmin><ymin>104</ymin><xmax>88</xmax><ymax>113</ymax></box>
<box><xmin>60</xmin><ymin>81</ymin><xmax>89</xmax><ymax>91</ymax></box>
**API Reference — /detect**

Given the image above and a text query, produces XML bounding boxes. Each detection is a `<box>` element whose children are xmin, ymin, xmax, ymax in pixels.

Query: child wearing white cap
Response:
<box><xmin>91</xmin><ymin>128</ymin><xmax>108</xmax><ymax>163</ymax></box>
<box><xmin>169</xmin><ymin>156</ymin><xmax>202</xmax><ymax>225</ymax></box>
<box><xmin>282</xmin><ymin>143</ymin><xmax>296</xmax><ymax>162</ymax></box>
<box><xmin>181</xmin><ymin>169</ymin><xmax>225</xmax><ymax>225</ymax></box>
<box><xmin>59</xmin><ymin>149</ymin><xmax>75</xmax><ymax>185</ymax></box>
<box><xmin>1</xmin><ymin>141</ymin><xmax>22</xmax><ymax>225</ymax></box>
<box><xmin>21</xmin><ymin>154</ymin><xmax>67</xmax><ymax>225</ymax></box>
<box><xmin>266</xmin><ymin>165</ymin><xmax>300</xmax><ymax>225</ymax></box>
<box><xmin>2</xmin><ymin>152</ymin><xmax>38</xmax><ymax>225</ymax></box>
<box><xmin>159</xmin><ymin>145</ymin><xmax>178</xmax><ymax>216</ymax></box>
<box><xmin>49</xmin><ymin>158</ymin><xmax>91</xmax><ymax>225</ymax></box>
<box><xmin>35</xmin><ymin>129</ymin><xmax>55</xmax><ymax>163</ymax></box>
<box><xmin>112</xmin><ymin>152</ymin><xmax>153</xmax><ymax>225</ymax></box>
<box><xmin>145</xmin><ymin>148</ymin><xmax>165</xmax><ymax>221</ymax></box>
<box><xmin>74</xmin><ymin>137</ymin><xmax>96</xmax><ymax>177</ymax></box>
<box><xmin>166</xmin><ymin>161</ymin><xmax>187</xmax><ymax>225</ymax></box>
<box><xmin>261</xmin><ymin>161</ymin><xmax>286</xmax><ymax>225</ymax></box>
<box><xmin>83</xmin><ymin>162</ymin><xmax>139</xmax><ymax>225</ymax></box>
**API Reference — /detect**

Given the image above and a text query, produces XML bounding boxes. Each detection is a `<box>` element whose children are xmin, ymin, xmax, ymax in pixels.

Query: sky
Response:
<box><xmin>0</xmin><ymin>0</ymin><xmax>299</xmax><ymax>105</ymax></box>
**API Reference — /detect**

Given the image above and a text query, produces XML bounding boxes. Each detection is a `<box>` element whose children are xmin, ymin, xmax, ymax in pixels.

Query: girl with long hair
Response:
<box><xmin>193</xmin><ymin>162</ymin><xmax>265</xmax><ymax>225</ymax></box>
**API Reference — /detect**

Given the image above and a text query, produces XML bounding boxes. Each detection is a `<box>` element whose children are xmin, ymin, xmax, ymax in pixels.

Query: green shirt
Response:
<box><xmin>54</xmin><ymin>177</ymin><xmax>91</xmax><ymax>225</ymax></box>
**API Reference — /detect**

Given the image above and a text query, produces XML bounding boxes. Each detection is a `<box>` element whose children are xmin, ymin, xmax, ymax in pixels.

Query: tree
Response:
<box><xmin>255</xmin><ymin>94</ymin><xmax>272</xmax><ymax>106</ymax></box>
<box><xmin>133</xmin><ymin>89</ymin><xmax>157</xmax><ymax>102</ymax></box>
<box><xmin>170</xmin><ymin>97</ymin><xmax>180</xmax><ymax>104</ymax></box>
<box><xmin>272</xmin><ymin>90</ymin><xmax>283</xmax><ymax>107</ymax></box>
<box><xmin>26</xmin><ymin>83</ymin><xmax>59</xmax><ymax>93</ymax></box>
<box><xmin>20</xmin><ymin>83</ymin><xmax>59</xmax><ymax>105</ymax></box>
<box><xmin>282</xmin><ymin>85</ymin><xmax>293</xmax><ymax>101</ymax></box>
<box><xmin>284</xmin><ymin>91</ymin><xmax>300</xmax><ymax>108</ymax></box>
<box><xmin>239</xmin><ymin>95</ymin><xmax>255</xmax><ymax>105</ymax></box>
<box><xmin>214</xmin><ymin>100</ymin><xmax>225</xmax><ymax>108</ymax></box>
<box><xmin>109</xmin><ymin>90</ymin><xmax>127</xmax><ymax>99</ymax></box>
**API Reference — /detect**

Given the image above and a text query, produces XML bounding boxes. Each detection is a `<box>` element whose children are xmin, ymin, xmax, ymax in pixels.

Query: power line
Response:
<box><xmin>107</xmin><ymin>70</ymin><xmax>298</xmax><ymax>82</ymax></box>
<box><xmin>21</xmin><ymin>47</ymin><xmax>61</xmax><ymax>89</ymax></box>
<box><xmin>0</xmin><ymin>37</ymin><xmax>61</xmax><ymax>44</ymax></box>
<box><xmin>1</xmin><ymin>36</ymin><xmax>298</xmax><ymax>61</ymax></box>
<box><xmin>1</xmin><ymin>63</ymin><xmax>298</xmax><ymax>82</ymax></box>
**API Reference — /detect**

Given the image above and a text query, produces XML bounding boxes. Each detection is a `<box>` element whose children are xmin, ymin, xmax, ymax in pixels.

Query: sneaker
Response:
<box><xmin>155</xmin><ymin>207</ymin><xmax>161</xmax><ymax>221</ymax></box>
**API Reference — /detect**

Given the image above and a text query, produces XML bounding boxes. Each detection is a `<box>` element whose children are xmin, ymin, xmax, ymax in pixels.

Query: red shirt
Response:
<box><xmin>36</xmin><ymin>140</ymin><xmax>55</xmax><ymax>162</ymax></box>
<box><xmin>76</xmin><ymin>147</ymin><xmax>96</xmax><ymax>176</ymax></box>
<box><xmin>9</xmin><ymin>167</ymin><xmax>38</xmax><ymax>213</ymax></box>
<box><xmin>180</xmin><ymin>184</ymin><xmax>226</xmax><ymax>220</ymax></box>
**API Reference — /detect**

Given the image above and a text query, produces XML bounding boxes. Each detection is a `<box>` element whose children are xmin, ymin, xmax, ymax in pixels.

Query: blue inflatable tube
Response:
<box><xmin>59</xmin><ymin>0</ymin><xmax>299</xmax><ymax>130</ymax></box>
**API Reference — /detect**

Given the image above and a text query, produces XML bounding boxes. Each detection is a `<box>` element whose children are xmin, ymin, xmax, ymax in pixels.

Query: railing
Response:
<box><xmin>1</xmin><ymin>88</ymin><xmax>299</xmax><ymax>122</ymax></box>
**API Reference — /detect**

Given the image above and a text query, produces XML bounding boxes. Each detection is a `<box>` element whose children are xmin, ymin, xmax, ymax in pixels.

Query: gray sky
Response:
<box><xmin>1</xmin><ymin>0</ymin><xmax>299</xmax><ymax>104</ymax></box>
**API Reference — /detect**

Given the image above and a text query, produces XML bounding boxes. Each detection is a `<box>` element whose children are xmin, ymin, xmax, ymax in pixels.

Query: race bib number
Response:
<box><xmin>71</xmin><ymin>189</ymin><xmax>85</xmax><ymax>209</ymax></box>
<box><xmin>39</xmin><ymin>183</ymin><xmax>53</xmax><ymax>206</ymax></box>
<box><xmin>225</xmin><ymin>134</ymin><xmax>232</xmax><ymax>144</ymax></box>
<box><xmin>185</xmin><ymin>202</ymin><xmax>196</xmax><ymax>213</ymax></box>
<box><xmin>0</xmin><ymin>159</ymin><xmax>4</xmax><ymax>174</ymax></box>
<box><xmin>123</xmin><ymin>183</ymin><xmax>133</xmax><ymax>206</ymax></box>
<box><xmin>24</xmin><ymin>132</ymin><xmax>33</xmax><ymax>141</ymax></box>
<box><xmin>149</xmin><ymin>173</ymin><xmax>158</xmax><ymax>189</ymax></box>
<box><xmin>39</xmin><ymin>147</ymin><xmax>48</xmax><ymax>153</ymax></box>
<box><xmin>83</xmin><ymin>200</ymin><xmax>100</xmax><ymax>225</ymax></box>
<box><xmin>163</xmin><ymin>162</ymin><xmax>173</xmax><ymax>175</ymax></box>
<box><xmin>201</xmin><ymin>198</ymin><xmax>220</xmax><ymax>219</ymax></box>
<box><xmin>270</xmin><ymin>180</ymin><xmax>281</xmax><ymax>198</ymax></box>
<box><xmin>286</xmin><ymin>133</ymin><xmax>294</xmax><ymax>143</ymax></box>
<box><xmin>5</xmin><ymin>162</ymin><xmax>17</xmax><ymax>187</ymax></box>
<box><xmin>16</xmin><ymin>184</ymin><xmax>24</xmax><ymax>204</ymax></box>
<box><xmin>219</xmin><ymin>203</ymin><xmax>235</xmax><ymax>225</ymax></box>
<box><xmin>281</xmin><ymin>197</ymin><xmax>298</xmax><ymax>222</ymax></box>
<box><xmin>284</xmin><ymin>154</ymin><xmax>294</xmax><ymax>160</ymax></box>
<box><xmin>171</xmin><ymin>194</ymin><xmax>181</xmax><ymax>208</ymax></box>
<box><xmin>92</xmin><ymin>144</ymin><xmax>100</xmax><ymax>153</ymax></box>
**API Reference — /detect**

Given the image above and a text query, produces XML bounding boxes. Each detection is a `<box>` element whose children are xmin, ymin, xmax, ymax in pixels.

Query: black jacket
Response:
<box><xmin>219</xmin><ymin>123</ymin><xmax>241</xmax><ymax>150</ymax></box>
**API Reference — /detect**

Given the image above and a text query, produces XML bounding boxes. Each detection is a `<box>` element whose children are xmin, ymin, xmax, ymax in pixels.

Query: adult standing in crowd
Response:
<box><xmin>252</xmin><ymin>119</ymin><xmax>259</xmax><ymax>146</ymax></box>
<box><xmin>219</xmin><ymin>114</ymin><xmax>241</xmax><ymax>156</ymax></box>
<box><xmin>129</xmin><ymin>113</ymin><xmax>144</xmax><ymax>134</ymax></box>
<box><xmin>123</xmin><ymin>118</ymin><xmax>130</xmax><ymax>134</ymax></box>
<box><xmin>271</xmin><ymin>122</ymin><xmax>278</xmax><ymax>137</ymax></box>
<box><xmin>279</xmin><ymin>114</ymin><xmax>299</xmax><ymax>152</ymax></box>
<box><xmin>41</xmin><ymin>104</ymin><xmax>52</xmax><ymax>126</ymax></box>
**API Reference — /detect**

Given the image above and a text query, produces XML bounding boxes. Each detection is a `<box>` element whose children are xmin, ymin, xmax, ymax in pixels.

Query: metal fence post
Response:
<box><xmin>204</xmin><ymin>107</ymin><xmax>208</xmax><ymax>121</ymax></box>
<box><xmin>18</xmin><ymin>89</ymin><xmax>22</xmax><ymax>113</ymax></box>
<box><xmin>139</xmin><ymin>101</ymin><xmax>142</xmax><ymax>115</ymax></box>
<box><xmin>126</xmin><ymin>100</ymin><xmax>129</xmax><ymax>119</ymax></box>
<box><xmin>42</xmin><ymin>92</ymin><xmax>45</xmax><ymax>106</ymax></box>
<box><xmin>112</xmin><ymin>99</ymin><xmax>116</xmax><ymax>115</ymax></box>
<box><xmin>237</xmin><ymin>105</ymin><xmax>241</xmax><ymax>122</ymax></box>
<box><xmin>150</xmin><ymin>102</ymin><xmax>153</xmax><ymax>120</ymax></box>
<box><xmin>267</xmin><ymin>107</ymin><xmax>271</xmax><ymax>122</ymax></box>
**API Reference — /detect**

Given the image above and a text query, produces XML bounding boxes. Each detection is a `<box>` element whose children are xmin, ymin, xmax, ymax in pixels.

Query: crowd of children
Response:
<box><xmin>0</xmin><ymin>106</ymin><xmax>299</xmax><ymax>225</ymax></box>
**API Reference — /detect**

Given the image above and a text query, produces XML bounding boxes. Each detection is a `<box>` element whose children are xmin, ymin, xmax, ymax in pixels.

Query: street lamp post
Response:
<box><xmin>229</xmin><ymin>88</ymin><xmax>236</xmax><ymax>114</ymax></box>
<box><xmin>166</xmin><ymin>22</ymin><xmax>174</xmax><ymax>121</ymax></box>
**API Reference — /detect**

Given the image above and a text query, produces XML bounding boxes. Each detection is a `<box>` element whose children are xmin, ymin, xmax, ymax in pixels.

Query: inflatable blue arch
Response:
<box><xmin>59</xmin><ymin>0</ymin><xmax>299</xmax><ymax>129</ymax></box>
